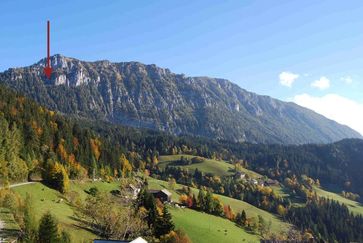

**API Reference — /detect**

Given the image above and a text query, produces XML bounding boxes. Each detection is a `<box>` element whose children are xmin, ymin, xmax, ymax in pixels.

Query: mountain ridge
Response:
<box><xmin>0</xmin><ymin>54</ymin><xmax>361</xmax><ymax>144</ymax></box>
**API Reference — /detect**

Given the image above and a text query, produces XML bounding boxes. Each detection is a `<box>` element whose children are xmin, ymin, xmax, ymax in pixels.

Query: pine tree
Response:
<box><xmin>38</xmin><ymin>212</ymin><xmax>59</xmax><ymax>243</ymax></box>
<box><xmin>241</xmin><ymin>210</ymin><xmax>247</xmax><ymax>225</ymax></box>
<box><xmin>154</xmin><ymin>206</ymin><xmax>175</xmax><ymax>237</ymax></box>
<box><xmin>197</xmin><ymin>189</ymin><xmax>205</xmax><ymax>210</ymax></box>
<box><xmin>144</xmin><ymin>193</ymin><xmax>158</xmax><ymax>227</ymax></box>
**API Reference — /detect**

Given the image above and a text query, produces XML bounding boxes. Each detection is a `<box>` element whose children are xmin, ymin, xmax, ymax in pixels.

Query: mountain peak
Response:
<box><xmin>0</xmin><ymin>56</ymin><xmax>361</xmax><ymax>144</ymax></box>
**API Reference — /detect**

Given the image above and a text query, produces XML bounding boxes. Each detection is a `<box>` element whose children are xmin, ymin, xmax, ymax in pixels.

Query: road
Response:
<box><xmin>8</xmin><ymin>181</ymin><xmax>35</xmax><ymax>188</ymax></box>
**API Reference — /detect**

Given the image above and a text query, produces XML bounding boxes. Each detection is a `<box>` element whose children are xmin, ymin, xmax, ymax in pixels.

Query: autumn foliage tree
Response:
<box><xmin>160</xmin><ymin>229</ymin><xmax>192</xmax><ymax>243</ymax></box>
<box><xmin>224</xmin><ymin>205</ymin><xmax>235</xmax><ymax>220</ymax></box>
<box><xmin>44</xmin><ymin>161</ymin><xmax>70</xmax><ymax>193</ymax></box>
<box><xmin>120</xmin><ymin>154</ymin><xmax>132</xmax><ymax>177</ymax></box>
<box><xmin>79</xmin><ymin>192</ymin><xmax>148</xmax><ymax>240</ymax></box>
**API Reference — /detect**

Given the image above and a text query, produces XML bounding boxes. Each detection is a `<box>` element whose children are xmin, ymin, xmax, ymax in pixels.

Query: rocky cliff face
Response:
<box><xmin>0</xmin><ymin>54</ymin><xmax>361</xmax><ymax>144</ymax></box>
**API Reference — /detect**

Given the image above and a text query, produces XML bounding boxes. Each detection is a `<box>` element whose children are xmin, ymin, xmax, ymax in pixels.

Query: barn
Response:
<box><xmin>148</xmin><ymin>189</ymin><xmax>172</xmax><ymax>202</ymax></box>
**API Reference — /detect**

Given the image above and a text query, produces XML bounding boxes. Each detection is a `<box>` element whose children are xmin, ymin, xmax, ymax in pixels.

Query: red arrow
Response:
<box><xmin>44</xmin><ymin>20</ymin><xmax>52</xmax><ymax>79</ymax></box>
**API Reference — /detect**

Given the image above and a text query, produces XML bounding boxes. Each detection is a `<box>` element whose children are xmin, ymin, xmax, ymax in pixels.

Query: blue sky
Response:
<box><xmin>1</xmin><ymin>0</ymin><xmax>363</xmax><ymax>134</ymax></box>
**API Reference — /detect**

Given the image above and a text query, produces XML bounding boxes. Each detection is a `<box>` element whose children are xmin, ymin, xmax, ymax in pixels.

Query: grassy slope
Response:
<box><xmin>12</xmin><ymin>183</ymin><xmax>95</xmax><ymax>243</ymax></box>
<box><xmin>272</xmin><ymin>183</ymin><xmax>363</xmax><ymax>215</ymax></box>
<box><xmin>69</xmin><ymin>180</ymin><xmax>121</xmax><ymax>201</ymax></box>
<box><xmin>159</xmin><ymin>154</ymin><xmax>262</xmax><ymax>178</ymax></box>
<box><xmin>314</xmin><ymin>186</ymin><xmax>363</xmax><ymax>215</ymax></box>
<box><xmin>11</xmin><ymin>181</ymin><xmax>121</xmax><ymax>243</ymax></box>
<box><xmin>10</xmin><ymin>177</ymin><xmax>294</xmax><ymax>242</ymax></box>
<box><xmin>148</xmin><ymin>177</ymin><xmax>291</xmax><ymax>234</ymax></box>
<box><xmin>170</xmin><ymin>207</ymin><xmax>260</xmax><ymax>243</ymax></box>
<box><xmin>161</xmin><ymin>155</ymin><xmax>363</xmax><ymax>215</ymax></box>
<box><xmin>0</xmin><ymin>207</ymin><xmax>21</xmax><ymax>241</ymax></box>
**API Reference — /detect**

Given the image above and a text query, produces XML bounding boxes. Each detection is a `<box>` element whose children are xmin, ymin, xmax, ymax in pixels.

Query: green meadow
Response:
<box><xmin>159</xmin><ymin>154</ymin><xmax>262</xmax><ymax>178</ymax></box>
<box><xmin>148</xmin><ymin>177</ymin><xmax>291</xmax><ymax>234</ymax></box>
<box><xmin>11</xmin><ymin>181</ymin><xmax>121</xmax><ymax>243</ymax></box>
<box><xmin>170</xmin><ymin>207</ymin><xmax>260</xmax><ymax>243</ymax></box>
<box><xmin>314</xmin><ymin>186</ymin><xmax>363</xmax><ymax>215</ymax></box>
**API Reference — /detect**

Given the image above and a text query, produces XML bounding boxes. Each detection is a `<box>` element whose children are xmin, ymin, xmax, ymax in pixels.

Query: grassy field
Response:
<box><xmin>8</xmin><ymin>177</ymin><xmax>294</xmax><ymax>242</ymax></box>
<box><xmin>148</xmin><ymin>177</ymin><xmax>291</xmax><ymax>234</ymax></box>
<box><xmin>11</xmin><ymin>181</ymin><xmax>121</xmax><ymax>243</ymax></box>
<box><xmin>0</xmin><ymin>207</ymin><xmax>21</xmax><ymax>241</ymax></box>
<box><xmin>271</xmin><ymin>183</ymin><xmax>363</xmax><ymax>215</ymax></box>
<box><xmin>159</xmin><ymin>154</ymin><xmax>262</xmax><ymax>178</ymax></box>
<box><xmin>314</xmin><ymin>186</ymin><xmax>363</xmax><ymax>215</ymax></box>
<box><xmin>12</xmin><ymin>183</ymin><xmax>95</xmax><ymax>243</ymax></box>
<box><xmin>170</xmin><ymin>207</ymin><xmax>260</xmax><ymax>243</ymax></box>
<box><xmin>69</xmin><ymin>180</ymin><xmax>120</xmax><ymax>200</ymax></box>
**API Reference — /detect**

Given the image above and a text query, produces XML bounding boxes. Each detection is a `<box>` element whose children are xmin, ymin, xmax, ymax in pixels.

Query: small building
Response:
<box><xmin>234</xmin><ymin>172</ymin><xmax>246</xmax><ymax>180</ymax></box>
<box><xmin>251</xmin><ymin>179</ymin><xmax>258</xmax><ymax>185</ymax></box>
<box><xmin>148</xmin><ymin>189</ymin><xmax>172</xmax><ymax>202</ymax></box>
<box><xmin>129</xmin><ymin>184</ymin><xmax>141</xmax><ymax>199</ymax></box>
<box><xmin>258</xmin><ymin>180</ymin><xmax>265</xmax><ymax>187</ymax></box>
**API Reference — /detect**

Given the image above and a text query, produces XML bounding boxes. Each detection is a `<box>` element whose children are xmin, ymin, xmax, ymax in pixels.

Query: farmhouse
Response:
<box><xmin>129</xmin><ymin>184</ymin><xmax>141</xmax><ymax>199</ymax></box>
<box><xmin>234</xmin><ymin>172</ymin><xmax>246</xmax><ymax>180</ymax></box>
<box><xmin>251</xmin><ymin>179</ymin><xmax>258</xmax><ymax>185</ymax></box>
<box><xmin>148</xmin><ymin>189</ymin><xmax>172</xmax><ymax>202</ymax></box>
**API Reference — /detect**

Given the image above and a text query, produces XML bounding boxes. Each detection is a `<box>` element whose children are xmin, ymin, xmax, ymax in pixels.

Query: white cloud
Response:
<box><xmin>341</xmin><ymin>76</ymin><xmax>353</xmax><ymax>84</ymax></box>
<box><xmin>279</xmin><ymin>71</ymin><xmax>299</xmax><ymax>87</ymax></box>
<box><xmin>311</xmin><ymin>76</ymin><xmax>330</xmax><ymax>90</ymax></box>
<box><xmin>293</xmin><ymin>93</ymin><xmax>363</xmax><ymax>135</ymax></box>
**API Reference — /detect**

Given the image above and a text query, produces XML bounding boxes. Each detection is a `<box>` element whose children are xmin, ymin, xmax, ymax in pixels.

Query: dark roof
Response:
<box><xmin>147</xmin><ymin>189</ymin><xmax>160</xmax><ymax>193</ymax></box>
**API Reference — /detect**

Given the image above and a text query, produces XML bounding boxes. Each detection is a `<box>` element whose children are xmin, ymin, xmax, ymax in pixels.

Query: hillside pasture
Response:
<box><xmin>314</xmin><ymin>186</ymin><xmax>363</xmax><ymax>215</ymax></box>
<box><xmin>170</xmin><ymin>207</ymin><xmax>260</xmax><ymax>243</ymax></box>
<box><xmin>159</xmin><ymin>154</ymin><xmax>262</xmax><ymax>178</ymax></box>
<box><xmin>148</xmin><ymin>177</ymin><xmax>291</xmax><ymax>234</ymax></box>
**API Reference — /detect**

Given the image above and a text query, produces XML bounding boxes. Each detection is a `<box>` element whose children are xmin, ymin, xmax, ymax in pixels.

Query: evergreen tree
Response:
<box><xmin>144</xmin><ymin>193</ymin><xmax>158</xmax><ymax>227</ymax></box>
<box><xmin>38</xmin><ymin>212</ymin><xmax>59</xmax><ymax>243</ymax></box>
<box><xmin>241</xmin><ymin>210</ymin><xmax>247</xmax><ymax>225</ymax></box>
<box><xmin>154</xmin><ymin>206</ymin><xmax>175</xmax><ymax>237</ymax></box>
<box><xmin>197</xmin><ymin>189</ymin><xmax>205</xmax><ymax>210</ymax></box>
<box><xmin>236</xmin><ymin>210</ymin><xmax>247</xmax><ymax>226</ymax></box>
